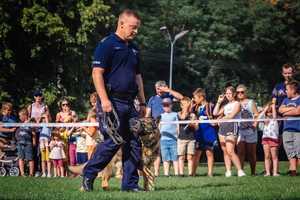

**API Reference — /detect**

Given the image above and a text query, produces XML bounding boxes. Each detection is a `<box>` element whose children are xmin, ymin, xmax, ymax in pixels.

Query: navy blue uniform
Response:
<box><xmin>83</xmin><ymin>33</ymin><xmax>142</xmax><ymax>190</ymax></box>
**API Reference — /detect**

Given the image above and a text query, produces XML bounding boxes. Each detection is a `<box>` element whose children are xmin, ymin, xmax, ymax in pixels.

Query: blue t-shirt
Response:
<box><xmin>0</xmin><ymin>114</ymin><xmax>17</xmax><ymax>138</ymax></box>
<box><xmin>40</xmin><ymin>126</ymin><xmax>52</xmax><ymax>139</ymax></box>
<box><xmin>147</xmin><ymin>93</ymin><xmax>173</xmax><ymax>119</ymax></box>
<box><xmin>92</xmin><ymin>33</ymin><xmax>140</xmax><ymax>94</ymax></box>
<box><xmin>159</xmin><ymin>112</ymin><xmax>178</xmax><ymax>141</ymax></box>
<box><xmin>272</xmin><ymin>82</ymin><xmax>287</xmax><ymax>109</ymax></box>
<box><xmin>282</xmin><ymin>96</ymin><xmax>300</xmax><ymax>132</ymax></box>
<box><xmin>15</xmin><ymin>127</ymin><xmax>33</xmax><ymax>145</ymax></box>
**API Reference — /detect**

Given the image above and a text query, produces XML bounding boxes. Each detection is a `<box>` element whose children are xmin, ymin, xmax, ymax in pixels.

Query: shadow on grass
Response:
<box><xmin>155</xmin><ymin>182</ymin><xmax>234</xmax><ymax>191</ymax></box>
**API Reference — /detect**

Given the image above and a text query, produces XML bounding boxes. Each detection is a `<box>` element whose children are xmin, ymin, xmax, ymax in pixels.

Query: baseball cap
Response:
<box><xmin>33</xmin><ymin>90</ymin><xmax>43</xmax><ymax>97</ymax></box>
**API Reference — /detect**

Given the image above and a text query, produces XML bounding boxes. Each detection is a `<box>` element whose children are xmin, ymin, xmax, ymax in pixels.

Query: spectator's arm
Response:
<box><xmin>83</xmin><ymin>118</ymin><xmax>97</xmax><ymax>137</ymax></box>
<box><xmin>0</xmin><ymin>126</ymin><xmax>16</xmax><ymax>132</ymax></box>
<box><xmin>169</xmin><ymin>89</ymin><xmax>183</xmax><ymax>100</ymax></box>
<box><xmin>278</xmin><ymin>105</ymin><xmax>294</xmax><ymax>114</ymax></box>
<box><xmin>282</xmin><ymin>106</ymin><xmax>300</xmax><ymax>116</ymax></box>
<box><xmin>32</xmin><ymin>131</ymin><xmax>36</xmax><ymax>147</ymax></box>
<box><xmin>55</xmin><ymin>112</ymin><xmax>61</xmax><ymax>122</ymax></box>
<box><xmin>252</xmin><ymin>100</ymin><xmax>259</xmax><ymax>127</ymax></box>
<box><xmin>223</xmin><ymin>102</ymin><xmax>241</xmax><ymax>119</ymax></box>
<box><xmin>145</xmin><ymin>107</ymin><xmax>151</xmax><ymax>118</ymax></box>
<box><xmin>213</xmin><ymin>102</ymin><xmax>224</xmax><ymax>117</ymax></box>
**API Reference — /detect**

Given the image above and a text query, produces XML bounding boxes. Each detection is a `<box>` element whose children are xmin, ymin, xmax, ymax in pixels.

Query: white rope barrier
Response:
<box><xmin>1</xmin><ymin>117</ymin><xmax>299</xmax><ymax>127</ymax></box>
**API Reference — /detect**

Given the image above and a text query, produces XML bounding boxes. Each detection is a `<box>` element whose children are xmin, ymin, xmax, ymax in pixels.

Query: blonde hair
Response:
<box><xmin>18</xmin><ymin>108</ymin><xmax>28</xmax><ymax>116</ymax></box>
<box><xmin>193</xmin><ymin>88</ymin><xmax>206</xmax><ymax>99</ymax></box>
<box><xmin>236</xmin><ymin>84</ymin><xmax>247</xmax><ymax>91</ymax></box>
<box><xmin>1</xmin><ymin>102</ymin><xmax>13</xmax><ymax>112</ymax></box>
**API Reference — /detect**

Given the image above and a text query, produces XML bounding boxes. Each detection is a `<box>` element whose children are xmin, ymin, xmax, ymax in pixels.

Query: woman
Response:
<box><xmin>55</xmin><ymin>98</ymin><xmax>77</xmax><ymax>123</ymax></box>
<box><xmin>236</xmin><ymin>84</ymin><xmax>259</xmax><ymax>175</ymax></box>
<box><xmin>27</xmin><ymin>90</ymin><xmax>51</xmax><ymax>123</ymax></box>
<box><xmin>213</xmin><ymin>86</ymin><xmax>246</xmax><ymax>177</ymax></box>
<box><xmin>191</xmin><ymin>88</ymin><xmax>217</xmax><ymax>177</ymax></box>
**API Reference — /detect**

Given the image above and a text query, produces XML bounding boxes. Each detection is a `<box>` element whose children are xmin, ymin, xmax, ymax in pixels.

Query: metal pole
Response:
<box><xmin>169</xmin><ymin>42</ymin><xmax>174</xmax><ymax>89</ymax></box>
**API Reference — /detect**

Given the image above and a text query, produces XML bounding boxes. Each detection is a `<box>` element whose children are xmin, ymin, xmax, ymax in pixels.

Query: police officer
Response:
<box><xmin>81</xmin><ymin>9</ymin><xmax>146</xmax><ymax>192</ymax></box>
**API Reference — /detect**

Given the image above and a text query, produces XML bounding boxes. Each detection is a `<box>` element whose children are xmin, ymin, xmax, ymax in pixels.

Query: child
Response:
<box><xmin>49</xmin><ymin>130</ymin><xmax>66</xmax><ymax>177</ymax></box>
<box><xmin>177</xmin><ymin>97</ymin><xmax>196</xmax><ymax>176</ymax></box>
<box><xmin>0</xmin><ymin>102</ymin><xmax>17</xmax><ymax>158</ymax></box>
<box><xmin>192</xmin><ymin>88</ymin><xmax>217</xmax><ymax>177</ymax></box>
<box><xmin>73</xmin><ymin>127</ymin><xmax>88</xmax><ymax>165</ymax></box>
<box><xmin>39</xmin><ymin>114</ymin><xmax>52</xmax><ymax>177</ymax></box>
<box><xmin>278</xmin><ymin>80</ymin><xmax>300</xmax><ymax>177</ymax></box>
<box><xmin>259</xmin><ymin>102</ymin><xmax>280</xmax><ymax>176</ymax></box>
<box><xmin>82</xmin><ymin>110</ymin><xmax>98</xmax><ymax>160</ymax></box>
<box><xmin>158</xmin><ymin>98</ymin><xmax>179</xmax><ymax>176</ymax></box>
<box><xmin>15</xmin><ymin>109</ymin><xmax>35</xmax><ymax>176</ymax></box>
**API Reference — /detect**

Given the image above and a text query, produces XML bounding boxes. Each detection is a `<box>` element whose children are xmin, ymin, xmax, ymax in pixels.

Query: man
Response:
<box><xmin>272</xmin><ymin>63</ymin><xmax>296</xmax><ymax>109</ymax></box>
<box><xmin>279</xmin><ymin>80</ymin><xmax>300</xmax><ymax>176</ymax></box>
<box><xmin>81</xmin><ymin>9</ymin><xmax>146</xmax><ymax>192</ymax></box>
<box><xmin>145</xmin><ymin>80</ymin><xmax>183</xmax><ymax>176</ymax></box>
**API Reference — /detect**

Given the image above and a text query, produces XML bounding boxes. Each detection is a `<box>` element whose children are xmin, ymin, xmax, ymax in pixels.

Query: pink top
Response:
<box><xmin>49</xmin><ymin>140</ymin><xmax>65</xmax><ymax>159</ymax></box>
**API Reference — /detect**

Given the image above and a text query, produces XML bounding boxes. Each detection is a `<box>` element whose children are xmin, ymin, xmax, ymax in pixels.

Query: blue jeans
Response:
<box><xmin>83</xmin><ymin>98</ymin><xmax>142</xmax><ymax>190</ymax></box>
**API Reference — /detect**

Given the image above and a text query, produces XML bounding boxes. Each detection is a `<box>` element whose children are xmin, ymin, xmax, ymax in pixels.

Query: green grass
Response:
<box><xmin>0</xmin><ymin>162</ymin><xmax>299</xmax><ymax>200</ymax></box>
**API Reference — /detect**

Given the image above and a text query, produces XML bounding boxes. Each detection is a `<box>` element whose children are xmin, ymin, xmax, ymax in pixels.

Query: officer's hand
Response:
<box><xmin>102</xmin><ymin>99</ymin><xmax>112</xmax><ymax>112</ymax></box>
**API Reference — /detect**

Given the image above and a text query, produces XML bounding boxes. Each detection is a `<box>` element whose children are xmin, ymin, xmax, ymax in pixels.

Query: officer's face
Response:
<box><xmin>121</xmin><ymin>16</ymin><xmax>140</xmax><ymax>40</ymax></box>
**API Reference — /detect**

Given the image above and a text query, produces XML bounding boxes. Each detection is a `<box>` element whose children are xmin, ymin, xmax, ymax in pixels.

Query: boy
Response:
<box><xmin>279</xmin><ymin>80</ymin><xmax>300</xmax><ymax>176</ymax></box>
<box><xmin>15</xmin><ymin>109</ymin><xmax>35</xmax><ymax>176</ymax></box>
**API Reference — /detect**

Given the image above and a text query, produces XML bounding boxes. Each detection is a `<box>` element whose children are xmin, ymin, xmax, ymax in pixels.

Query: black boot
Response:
<box><xmin>80</xmin><ymin>176</ymin><xmax>95</xmax><ymax>192</ymax></box>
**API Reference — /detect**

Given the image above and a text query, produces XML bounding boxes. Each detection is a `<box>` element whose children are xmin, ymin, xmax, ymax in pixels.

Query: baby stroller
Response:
<box><xmin>0</xmin><ymin>144</ymin><xmax>19</xmax><ymax>176</ymax></box>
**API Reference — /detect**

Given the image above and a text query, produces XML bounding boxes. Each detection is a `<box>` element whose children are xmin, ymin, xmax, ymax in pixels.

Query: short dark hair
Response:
<box><xmin>286</xmin><ymin>80</ymin><xmax>299</xmax><ymax>93</ymax></box>
<box><xmin>282</xmin><ymin>63</ymin><xmax>295</xmax><ymax>72</ymax></box>
<box><xmin>119</xmin><ymin>9</ymin><xmax>141</xmax><ymax>21</ymax></box>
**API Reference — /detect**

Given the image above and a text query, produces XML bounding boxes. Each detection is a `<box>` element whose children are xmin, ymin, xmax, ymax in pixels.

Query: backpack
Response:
<box><xmin>240</xmin><ymin>100</ymin><xmax>254</xmax><ymax>129</ymax></box>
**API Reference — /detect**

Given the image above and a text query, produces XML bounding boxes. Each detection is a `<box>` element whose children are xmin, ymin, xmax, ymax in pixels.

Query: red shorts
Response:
<box><xmin>52</xmin><ymin>159</ymin><xmax>64</xmax><ymax>167</ymax></box>
<box><xmin>262</xmin><ymin>138</ymin><xmax>280</xmax><ymax>147</ymax></box>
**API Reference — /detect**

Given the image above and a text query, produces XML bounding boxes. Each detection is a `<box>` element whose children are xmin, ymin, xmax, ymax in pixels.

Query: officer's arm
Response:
<box><xmin>136</xmin><ymin>74</ymin><xmax>146</xmax><ymax>105</ymax></box>
<box><xmin>92</xmin><ymin>68</ymin><xmax>112</xmax><ymax>112</ymax></box>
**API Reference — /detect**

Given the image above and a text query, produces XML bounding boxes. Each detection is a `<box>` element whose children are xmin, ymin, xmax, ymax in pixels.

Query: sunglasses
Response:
<box><xmin>237</xmin><ymin>91</ymin><xmax>245</xmax><ymax>94</ymax></box>
<box><xmin>62</xmin><ymin>103</ymin><xmax>69</xmax><ymax>106</ymax></box>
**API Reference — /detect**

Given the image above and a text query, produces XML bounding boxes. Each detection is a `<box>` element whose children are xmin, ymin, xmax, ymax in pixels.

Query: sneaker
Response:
<box><xmin>35</xmin><ymin>171</ymin><xmax>41</xmax><ymax>177</ymax></box>
<box><xmin>225</xmin><ymin>171</ymin><xmax>232</xmax><ymax>177</ymax></box>
<box><xmin>41</xmin><ymin>173</ymin><xmax>47</xmax><ymax>178</ymax></box>
<box><xmin>80</xmin><ymin>177</ymin><xmax>95</xmax><ymax>192</ymax></box>
<box><xmin>264</xmin><ymin>174</ymin><xmax>271</xmax><ymax>177</ymax></box>
<box><xmin>238</xmin><ymin>170</ymin><xmax>246</xmax><ymax>177</ymax></box>
<box><xmin>47</xmin><ymin>174</ymin><xmax>52</xmax><ymax>178</ymax></box>
<box><xmin>273</xmin><ymin>173</ymin><xmax>280</xmax><ymax>177</ymax></box>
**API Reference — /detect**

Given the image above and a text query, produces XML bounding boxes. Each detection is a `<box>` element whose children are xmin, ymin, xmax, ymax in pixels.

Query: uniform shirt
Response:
<box><xmin>92</xmin><ymin>33</ymin><xmax>141</xmax><ymax>94</ymax></box>
<box><xmin>159</xmin><ymin>112</ymin><xmax>178</xmax><ymax>141</ymax></box>
<box><xmin>272</xmin><ymin>82</ymin><xmax>287</xmax><ymax>109</ymax></box>
<box><xmin>282</xmin><ymin>96</ymin><xmax>300</xmax><ymax>132</ymax></box>
<box><xmin>147</xmin><ymin>93</ymin><xmax>173</xmax><ymax>119</ymax></box>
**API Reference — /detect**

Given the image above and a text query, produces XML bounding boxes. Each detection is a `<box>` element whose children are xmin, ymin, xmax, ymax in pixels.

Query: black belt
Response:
<box><xmin>110</xmin><ymin>91</ymin><xmax>136</xmax><ymax>101</ymax></box>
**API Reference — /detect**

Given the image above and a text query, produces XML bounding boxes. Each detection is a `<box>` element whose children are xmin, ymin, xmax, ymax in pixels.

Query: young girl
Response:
<box><xmin>213</xmin><ymin>86</ymin><xmax>246</xmax><ymax>177</ymax></box>
<box><xmin>82</xmin><ymin>110</ymin><xmax>98</xmax><ymax>160</ymax></box>
<box><xmin>192</xmin><ymin>88</ymin><xmax>217</xmax><ymax>177</ymax></box>
<box><xmin>158</xmin><ymin>98</ymin><xmax>179</xmax><ymax>176</ymax></box>
<box><xmin>49</xmin><ymin>130</ymin><xmax>66</xmax><ymax>177</ymax></box>
<box><xmin>259</xmin><ymin>102</ymin><xmax>280</xmax><ymax>176</ymax></box>
<box><xmin>39</xmin><ymin>114</ymin><xmax>52</xmax><ymax>177</ymax></box>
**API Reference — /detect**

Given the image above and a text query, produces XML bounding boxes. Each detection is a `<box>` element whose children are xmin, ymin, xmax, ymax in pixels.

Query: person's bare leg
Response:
<box><xmin>247</xmin><ymin>143</ymin><xmax>257</xmax><ymax>175</ymax></box>
<box><xmin>60</xmin><ymin>165</ymin><xmax>65</xmax><ymax>177</ymax></box>
<box><xmin>154</xmin><ymin>156</ymin><xmax>161</xmax><ymax>176</ymax></box>
<box><xmin>226</xmin><ymin>139</ymin><xmax>242</xmax><ymax>171</ymax></box>
<box><xmin>270</xmin><ymin>147</ymin><xmax>279</xmax><ymax>176</ymax></box>
<box><xmin>29</xmin><ymin>160</ymin><xmax>34</xmax><ymax>176</ymax></box>
<box><xmin>173</xmin><ymin>160</ymin><xmax>179</xmax><ymax>175</ymax></box>
<box><xmin>163</xmin><ymin>161</ymin><xmax>170</xmax><ymax>176</ymax></box>
<box><xmin>206</xmin><ymin>149</ymin><xmax>214</xmax><ymax>176</ymax></box>
<box><xmin>19</xmin><ymin>159</ymin><xmax>25</xmax><ymax>176</ymax></box>
<box><xmin>237</xmin><ymin>141</ymin><xmax>246</xmax><ymax>169</ymax></box>
<box><xmin>263</xmin><ymin>145</ymin><xmax>271</xmax><ymax>176</ymax></box>
<box><xmin>192</xmin><ymin>150</ymin><xmax>201</xmax><ymax>176</ymax></box>
<box><xmin>219</xmin><ymin>136</ymin><xmax>232</xmax><ymax>174</ymax></box>
<box><xmin>47</xmin><ymin>161</ymin><xmax>51</xmax><ymax>176</ymax></box>
<box><xmin>178</xmin><ymin>155</ymin><xmax>185</xmax><ymax>175</ymax></box>
<box><xmin>187</xmin><ymin>154</ymin><xmax>194</xmax><ymax>176</ymax></box>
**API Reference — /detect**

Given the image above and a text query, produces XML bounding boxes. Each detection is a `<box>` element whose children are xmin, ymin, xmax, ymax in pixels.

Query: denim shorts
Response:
<box><xmin>17</xmin><ymin>143</ymin><xmax>33</xmax><ymax>160</ymax></box>
<box><xmin>160</xmin><ymin>139</ymin><xmax>178</xmax><ymax>161</ymax></box>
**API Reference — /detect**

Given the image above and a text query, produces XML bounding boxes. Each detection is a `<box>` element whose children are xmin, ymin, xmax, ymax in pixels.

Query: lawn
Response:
<box><xmin>0</xmin><ymin>162</ymin><xmax>299</xmax><ymax>200</ymax></box>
